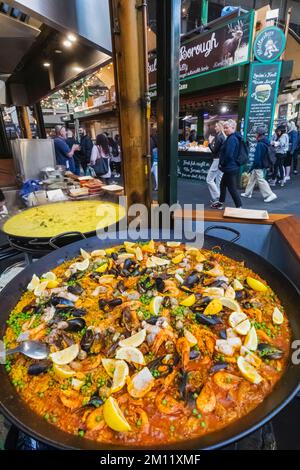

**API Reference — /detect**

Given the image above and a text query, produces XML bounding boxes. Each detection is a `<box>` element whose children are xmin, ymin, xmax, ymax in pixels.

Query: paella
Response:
<box><xmin>2</xmin><ymin>241</ymin><xmax>291</xmax><ymax>446</ymax></box>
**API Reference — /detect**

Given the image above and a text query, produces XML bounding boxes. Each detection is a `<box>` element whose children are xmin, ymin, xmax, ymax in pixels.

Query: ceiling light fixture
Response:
<box><xmin>73</xmin><ymin>66</ymin><xmax>83</xmax><ymax>73</ymax></box>
<box><xmin>67</xmin><ymin>33</ymin><xmax>77</xmax><ymax>42</ymax></box>
<box><xmin>221</xmin><ymin>105</ymin><xmax>228</xmax><ymax>113</ymax></box>
<box><xmin>43</xmin><ymin>62</ymin><xmax>51</xmax><ymax>67</ymax></box>
<box><xmin>63</xmin><ymin>39</ymin><xmax>72</xmax><ymax>48</ymax></box>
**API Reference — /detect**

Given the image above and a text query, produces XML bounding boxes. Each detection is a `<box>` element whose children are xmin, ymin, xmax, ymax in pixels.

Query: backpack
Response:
<box><xmin>236</xmin><ymin>136</ymin><xmax>249</xmax><ymax>166</ymax></box>
<box><xmin>262</xmin><ymin>143</ymin><xmax>276</xmax><ymax>169</ymax></box>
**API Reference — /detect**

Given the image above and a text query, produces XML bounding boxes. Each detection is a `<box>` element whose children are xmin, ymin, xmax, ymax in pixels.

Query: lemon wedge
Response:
<box><xmin>172</xmin><ymin>253</ymin><xmax>185</xmax><ymax>264</ymax></box>
<box><xmin>246</xmin><ymin>277</ymin><xmax>267</xmax><ymax>292</ymax></box>
<box><xmin>115</xmin><ymin>346</ymin><xmax>145</xmax><ymax>365</ymax></box>
<box><xmin>124</xmin><ymin>241</ymin><xmax>136</xmax><ymax>254</ymax></box>
<box><xmin>219</xmin><ymin>297</ymin><xmax>242</xmax><ymax>312</ymax></box>
<box><xmin>80</xmin><ymin>248</ymin><xmax>91</xmax><ymax>259</ymax></box>
<box><xmin>135</xmin><ymin>246</ymin><xmax>143</xmax><ymax>261</ymax></box>
<box><xmin>233</xmin><ymin>279</ymin><xmax>244</xmax><ymax>291</ymax></box>
<box><xmin>149</xmin><ymin>256</ymin><xmax>170</xmax><ymax>266</ymax></box>
<box><xmin>95</xmin><ymin>263</ymin><xmax>108</xmax><ymax>273</ymax></box>
<box><xmin>272</xmin><ymin>307</ymin><xmax>284</xmax><ymax>325</ymax></box>
<box><xmin>49</xmin><ymin>344</ymin><xmax>79</xmax><ymax>365</ymax></box>
<box><xmin>103</xmin><ymin>396</ymin><xmax>131</xmax><ymax>432</ymax></box>
<box><xmin>119</xmin><ymin>329</ymin><xmax>146</xmax><ymax>348</ymax></box>
<box><xmin>180</xmin><ymin>294</ymin><xmax>196</xmax><ymax>307</ymax></box>
<box><xmin>45</xmin><ymin>279</ymin><xmax>59</xmax><ymax>289</ymax></box>
<box><xmin>34</xmin><ymin>281</ymin><xmax>49</xmax><ymax>297</ymax></box>
<box><xmin>240</xmin><ymin>346</ymin><xmax>262</xmax><ymax>368</ymax></box>
<box><xmin>74</xmin><ymin>258</ymin><xmax>90</xmax><ymax>271</ymax></box>
<box><xmin>204</xmin><ymin>298</ymin><xmax>223</xmax><ymax>315</ymax></box>
<box><xmin>149</xmin><ymin>296</ymin><xmax>164</xmax><ymax>315</ymax></box>
<box><xmin>234</xmin><ymin>318</ymin><xmax>251</xmax><ymax>336</ymax></box>
<box><xmin>102</xmin><ymin>358</ymin><xmax>117</xmax><ymax>377</ymax></box>
<box><xmin>244</xmin><ymin>326</ymin><xmax>258</xmax><ymax>351</ymax></box>
<box><xmin>91</xmin><ymin>249</ymin><xmax>106</xmax><ymax>257</ymax></box>
<box><xmin>53</xmin><ymin>363</ymin><xmax>76</xmax><ymax>379</ymax></box>
<box><xmin>127</xmin><ymin>367</ymin><xmax>155</xmax><ymax>398</ymax></box>
<box><xmin>167</xmin><ymin>241</ymin><xmax>181</xmax><ymax>247</ymax></box>
<box><xmin>27</xmin><ymin>274</ymin><xmax>40</xmax><ymax>291</ymax></box>
<box><xmin>229</xmin><ymin>311</ymin><xmax>247</xmax><ymax>328</ymax></box>
<box><xmin>184</xmin><ymin>329</ymin><xmax>198</xmax><ymax>347</ymax></box>
<box><xmin>111</xmin><ymin>360</ymin><xmax>129</xmax><ymax>393</ymax></box>
<box><xmin>237</xmin><ymin>356</ymin><xmax>263</xmax><ymax>384</ymax></box>
<box><xmin>41</xmin><ymin>272</ymin><xmax>56</xmax><ymax>281</ymax></box>
<box><xmin>142</xmin><ymin>240</ymin><xmax>155</xmax><ymax>253</ymax></box>
<box><xmin>225</xmin><ymin>286</ymin><xmax>236</xmax><ymax>299</ymax></box>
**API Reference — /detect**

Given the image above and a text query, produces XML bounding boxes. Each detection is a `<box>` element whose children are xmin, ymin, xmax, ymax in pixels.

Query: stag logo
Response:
<box><xmin>223</xmin><ymin>20</ymin><xmax>243</xmax><ymax>64</ymax></box>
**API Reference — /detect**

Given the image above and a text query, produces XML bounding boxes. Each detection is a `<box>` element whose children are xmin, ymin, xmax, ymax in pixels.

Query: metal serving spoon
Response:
<box><xmin>4</xmin><ymin>341</ymin><xmax>50</xmax><ymax>360</ymax></box>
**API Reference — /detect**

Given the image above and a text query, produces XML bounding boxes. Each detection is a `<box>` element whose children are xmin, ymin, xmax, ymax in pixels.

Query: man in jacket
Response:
<box><xmin>241</xmin><ymin>127</ymin><xmax>277</xmax><ymax>203</ymax></box>
<box><xmin>211</xmin><ymin>119</ymin><xmax>242</xmax><ymax>209</ymax></box>
<box><xmin>79</xmin><ymin>126</ymin><xmax>93</xmax><ymax>174</ymax></box>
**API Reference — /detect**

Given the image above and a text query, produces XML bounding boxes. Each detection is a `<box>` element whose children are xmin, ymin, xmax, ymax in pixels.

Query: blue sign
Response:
<box><xmin>253</xmin><ymin>26</ymin><xmax>286</xmax><ymax>63</ymax></box>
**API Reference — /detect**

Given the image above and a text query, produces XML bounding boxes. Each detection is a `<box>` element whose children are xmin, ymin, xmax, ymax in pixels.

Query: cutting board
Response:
<box><xmin>223</xmin><ymin>207</ymin><xmax>269</xmax><ymax>220</ymax></box>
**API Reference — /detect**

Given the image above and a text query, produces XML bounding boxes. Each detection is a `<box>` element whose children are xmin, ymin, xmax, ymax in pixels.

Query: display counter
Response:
<box><xmin>177</xmin><ymin>150</ymin><xmax>213</xmax><ymax>181</ymax></box>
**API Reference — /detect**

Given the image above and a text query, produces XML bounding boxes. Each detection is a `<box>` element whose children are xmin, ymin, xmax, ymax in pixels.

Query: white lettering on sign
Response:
<box><xmin>180</xmin><ymin>32</ymin><xmax>219</xmax><ymax>60</ymax></box>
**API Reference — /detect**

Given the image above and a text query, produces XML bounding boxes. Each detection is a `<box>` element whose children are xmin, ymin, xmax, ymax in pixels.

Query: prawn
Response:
<box><xmin>152</xmin><ymin>328</ymin><xmax>176</xmax><ymax>355</ymax></box>
<box><xmin>163</xmin><ymin>280</ymin><xmax>180</xmax><ymax>297</ymax></box>
<box><xmin>176</xmin><ymin>337</ymin><xmax>190</xmax><ymax>369</ymax></box>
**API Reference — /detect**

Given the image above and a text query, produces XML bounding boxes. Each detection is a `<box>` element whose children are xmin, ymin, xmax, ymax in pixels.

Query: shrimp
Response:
<box><xmin>213</xmin><ymin>371</ymin><xmax>242</xmax><ymax>390</ymax></box>
<box><xmin>28</xmin><ymin>322</ymin><xmax>47</xmax><ymax>341</ymax></box>
<box><xmin>192</xmin><ymin>327</ymin><xmax>216</xmax><ymax>356</ymax></box>
<box><xmin>86</xmin><ymin>407</ymin><xmax>106</xmax><ymax>431</ymax></box>
<box><xmin>59</xmin><ymin>390</ymin><xmax>82</xmax><ymax>409</ymax></box>
<box><xmin>152</xmin><ymin>328</ymin><xmax>176</xmax><ymax>355</ymax></box>
<box><xmin>176</xmin><ymin>337</ymin><xmax>190</xmax><ymax>369</ymax></box>
<box><xmin>196</xmin><ymin>383</ymin><xmax>216</xmax><ymax>414</ymax></box>
<box><xmin>156</xmin><ymin>393</ymin><xmax>184</xmax><ymax>415</ymax></box>
<box><xmin>163</xmin><ymin>280</ymin><xmax>180</xmax><ymax>297</ymax></box>
<box><xmin>204</xmin><ymin>262</ymin><xmax>224</xmax><ymax>277</ymax></box>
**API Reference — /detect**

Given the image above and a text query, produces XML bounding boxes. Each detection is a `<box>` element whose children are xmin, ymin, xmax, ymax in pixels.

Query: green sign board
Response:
<box><xmin>253</xmin><ymin>26</ymin><xmax>286</xmax><ymax>63</ymax></box>
<box><xmin>244</xmin><ymin>61</ymin><xmax>282</xmax><ymax>163</ymax></box>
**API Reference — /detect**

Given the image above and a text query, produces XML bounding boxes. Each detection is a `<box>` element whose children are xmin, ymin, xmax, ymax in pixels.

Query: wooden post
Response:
<box><xmin>281</xmin><ymin>7</ymin><xmax>292</xmax><ymax>61</ymax></box>
<box><xmin>109</xmin><ymin>0</ymin><xmax>151</xmax><ymax>209</ymax></box>
<box><xmin>16</xmin><ymin>106</ymin><xmax>32</xmax><ymax>139</ymax></box>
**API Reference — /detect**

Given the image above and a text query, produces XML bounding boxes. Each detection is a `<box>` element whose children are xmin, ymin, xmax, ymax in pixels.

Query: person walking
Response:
<box><xmin>269</xmin><ymin>125</ymin><xmax>289</xmax><ymax>187</ymax></box>
<box><xmin>241</xmin><ymin>127</ymin><xmax>277</xmax><ymax>203</ymax></box>
<box><xmin>108</xmin><ymin>135</ymin><xmax>121</xmax><ymax>178</ymax></box>
<box><xmin>90</xmin><ymin>133</ymin><xmax>111</xmax><ymax>182</ymax></box>
<box><xmin>206</xmin><ymin>121</ymin><xmax>225</xmax><ymax>203</ymax></box>
<box><xmin>211</xmin><ymin>120</ymin><xmax>242</xmax><ymax>209</ymax></box>
<box><xmin>285</xmin><ymin>121</ymin><xmax>298</xmax><ymax>181</ymax></box>
<box><xmin>53</xmin><ymin>125</ymin><xmax>79</xmax><ymax>173</ymax></box>
<box><xmin>66</xmin><ymin>129</ymin><xmax>81</xmax><ymax>176</ymax></box>
<box><xmin>78</xmin><ymin>126</ymin><xmax>93</xmax><ymax>174</ymax></box>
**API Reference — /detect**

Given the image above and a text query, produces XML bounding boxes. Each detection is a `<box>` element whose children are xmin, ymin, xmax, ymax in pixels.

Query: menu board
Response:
<box><xmin>244</xmin><ymin>61</ymin><xmax>282</xmax><ymax>163</ymax></box>
<box><xmin>177</xmin><ymin>154</ymin><xmax>212</xmax><ymax>181</ymax></box>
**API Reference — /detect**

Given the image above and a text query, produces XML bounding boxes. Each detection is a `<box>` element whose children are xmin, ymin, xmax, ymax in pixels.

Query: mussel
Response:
<box><xmin>162</xmin><ymin>296</ymin><xmax>171</xmax><ymax>308</ymax></box>
<box><xmin>192</xmin><ymin>296</ymin><xmax>212</xmax><ymax>310</ymax></box>
<box><xmin>155</xmin><ymin>277</ymin><xmax>165</xmax><ymax>293</ymax></box>
<box><xmin>137</xmin><ymin>276</ymin><xmax>153</xmax><ymax>293</ymax></box>
<box><xmin>208</xmin><ymin>279</ymin><xmax>228</xmax><ymax>288</ymax></box>
<box><xmin>117</xmin><ymin>280</ymin><xmax>126</xmax><ymax>293</ymax></box>
<box><xmin>111</xmin><ymin>252</ymin><xmax>118</xmax><ymax>261</ymax></box>
<box><xmin>28</xmin><ymin>360</ymin><xmax>51</xmax><ymax>376</ymax></box>
<box><xmin>183</xmin><ymin>271</ymin><xmax>200</xmax><ymax>288</ymax></box>
<box><xmin>67</xmin><ymin>284</ymin><xmax>84</xmax><ymax>296</ymax></box>
<box><xmin>189</xmin><ymin>350</ymin><xmax>201</xmax><ymax>360</ymax></box>
<box><xmin>64</xmin><ymin>318</ymin><xmax>86</xmax><ymax>332</ymax></box>
<box><xmin>257</xmin><ymin>343</ymin><xmax>283</xmax><ymax>360</ymax></box>
<box><xmin>124</xmin><ymin>258</ymin><xmax>136</xmax><ymax>271</ymax></box>
<box><xmin>122</xmin><ymin>307</ymin><xmax>140</xmax><ymax>331</ymax></box>
<box><xmin>80</xmin><ymin>328</ymin><xmax>95</xmax><ymax>352</ymax></box>
<box><xmin>146</xmin><ymin>316</ymin><xmax>161</xmax><ymax>325</ymax></box>
<box><xmin>107</xmin><ymin>298</ymin><xmax>123</xmax><ymax>308</ymax></box>
<box><xmin>84</xmin><ymin>396</ymin><xmax>104</xmax><ymax>408</ymax></box>
<box><xmin>71</xmin><ymin>308</ymin><xmax>87</xmax><ymax>317</ymax></box>
<box><xmin>195</xmin><ymin>312</ymin><xmax>223</xmax><ymax>326</ymax></box>
<box><xmin>209</xmin><ymin>361</ymin><xmax>228</xmax><ymax>373</ymax></box>
<box><xmin>51</xmin><ymin>296</ymin><xmax>74</xmax><ymax>307</ymax></box>
<box><xmin>218</xmin><ymin>329</ymin><xmax>227</xmax><ymax>340</ymax></box>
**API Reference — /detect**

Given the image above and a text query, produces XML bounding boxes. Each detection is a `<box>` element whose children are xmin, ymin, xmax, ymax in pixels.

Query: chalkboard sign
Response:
<box><xmin>177</xmin><ymin>154</ymin><xmax>212</xmax><ymax>181</ymax></box>
<box><xmin>244</xmin><ymin>61</ymin><xmax>282</xmax><ymax>164</ymax></box>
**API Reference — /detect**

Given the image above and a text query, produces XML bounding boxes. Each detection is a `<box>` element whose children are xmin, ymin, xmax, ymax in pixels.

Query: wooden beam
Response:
<box><xmin>109</xmin><ymin>0</ymin><xmax>151</xmax><ymax>209</ymax></box>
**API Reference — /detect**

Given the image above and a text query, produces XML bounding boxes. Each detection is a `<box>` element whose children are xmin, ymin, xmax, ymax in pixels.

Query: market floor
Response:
<box><xmin>177</xmin><ymin>172</ymin><xmax>300</xmax><ymax>216</ymax></box>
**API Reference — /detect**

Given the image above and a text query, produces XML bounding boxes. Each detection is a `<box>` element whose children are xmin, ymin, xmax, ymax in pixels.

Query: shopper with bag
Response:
<box><xmin>90</xmin><ymin>133</ymin><xmax>111</xmax><ymax>182</ymax></box>
<box><xmin>206</xmin><ymin>121</ymin><xmax>225</xmax><ymax>203</ymax></box>
<box><xmin>269</xmin><ymin>125</ymin><xmax>289</xmax><ymax>187</ymax></box>
<box><xmin>241</xmin><ymin>127</ymin><xmax>277</xmax><ymax>203</ymax></box>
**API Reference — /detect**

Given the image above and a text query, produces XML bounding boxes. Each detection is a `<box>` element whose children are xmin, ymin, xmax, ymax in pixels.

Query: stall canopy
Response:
<box><xmin>1</xmin><ymin>0</ymin><xmax>112</xmax><ymax>105</ymax></box>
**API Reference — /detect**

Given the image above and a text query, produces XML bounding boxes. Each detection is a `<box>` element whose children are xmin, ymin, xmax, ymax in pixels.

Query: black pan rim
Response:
<box><xmin>1</xmin><ymin>234</ymin><xmax>300</xmax><ymax>450</ymax></box>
